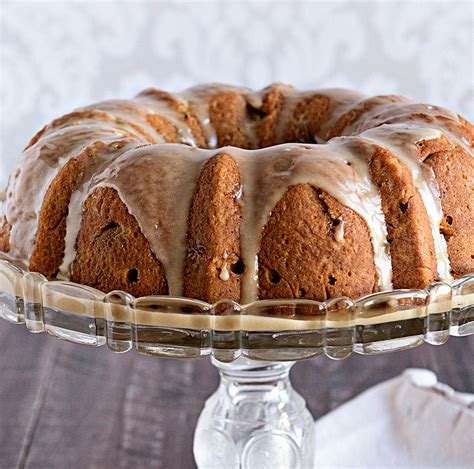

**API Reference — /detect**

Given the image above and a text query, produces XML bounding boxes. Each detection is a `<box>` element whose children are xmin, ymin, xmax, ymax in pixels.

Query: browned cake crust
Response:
<box><xmin>326</xmin><ymin>95</ymin><xmax>411</xmax><ymax>140</ymax></box>
<box><xmin>29</xmin><ymin>154</ymin><xmax>87</xmax><ymax>278</ymax></box>
<box><xmin>209</xmin><ymin>91</ymin><xmax>252</xmax><ymax>148</ymax></box>
<box><xmin>139</xmin><ymin>88</ymin><xmax>208</xmax><ymax>147</ymax></box>
<box><xmin>258</xmin><ymin>84</ymin><xmax>292</xmax><ymax>147</ymax></box>
<box><xmin>358</xmin><ymin>105</ymin><xmax>474</xmax><ymax>147</ymax></box>
<box><xmin>2</xmin><ymin>84</ymin><xmax>473</xmax><ymax>306</ymax></box>
<box><xmin>368</xmin><ymin>147</ymin><xmax>437</xmax><ymax>289</ymax></box>
<box><xmin>427</xmin><ymin>146</ymin><xmax>474</xmax><ymax>276</ymax></box>
<box><xmin>258</xmin><ymin>184</ymin><xmax>377</xmax><ymax>301</ymax></box>
<box><xmin>27</xmin><ymin>110</ymin><xmax>156</xmax><ymax>147</ymax></box>
<box><xmin>146</xmin><ymin>114</ymin><xmax>182</xmax><ymax>143</ymax></box>
<box><xmin>281</xmin><ymin>95</ymin><xmax>331</xmax><ymax>144</ymax></box>
<box><xmin>416</xmin><ymin>137</ymin><xmax>474</xmax><ymax>277</ymax></box>
<box><xmin>29</xmin><ymin>140</ymin><xmax>134</xmax><ymax>278</ymax></box>
<box><xmin>0</xmin><ymin>216</ymin><xmax>10</xmax><ymax>253</ymax></box>
<box><xmin>183</xmin><ymin>154</ymin><xmax>242</xmax><ymax>303</ymax></box>
<box><xmin>71</xmin><ymin>187</ymin><xmax>168</xmax><ymax>297</ymax></box>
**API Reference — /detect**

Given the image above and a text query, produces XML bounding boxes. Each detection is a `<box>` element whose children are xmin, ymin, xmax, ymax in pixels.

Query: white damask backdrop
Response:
<box><xmin>0</xmin><ymin>0</ymin><xmax>473</xmax><ymax>187</ymax></box>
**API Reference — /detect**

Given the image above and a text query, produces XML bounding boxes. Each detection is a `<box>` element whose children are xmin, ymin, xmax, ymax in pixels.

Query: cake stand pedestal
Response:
<box><xmin>194</xmin><ymin>358</ymin><xmax>314</xmax><ymax>469</ymax></box>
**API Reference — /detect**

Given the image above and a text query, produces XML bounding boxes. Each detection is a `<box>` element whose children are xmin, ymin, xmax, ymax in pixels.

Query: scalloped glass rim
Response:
<box><xmin>0</xmin><ymin>258</ymin><xmax>473</xmax><ymax>361</ymax></box>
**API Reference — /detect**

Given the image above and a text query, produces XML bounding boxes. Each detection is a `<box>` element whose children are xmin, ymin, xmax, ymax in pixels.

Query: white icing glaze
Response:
<box><xmin>232</xmin><ymin>141</ymin><xmax>392</xmax><ymax>301</ymax></box>
<box><xmin>361</xmin><ymin>123</ymin><xmax>453</xmax><ymax>281</ymax></box>
<box><xmin>349</xmin><ymin>101</ymin><xmax>461</xmax><ymax>137</ymax></box>
<box><xmin>219</xmin><ymin>252</ymin><xmax>230</xmax><ymax>282</ymax></box>
<box><xmin>90</xmin><ymin>144</ymin><xmax>208</xmax><ymax>296</ymax></box>
<box><xmin>58</xmin><ymin>140</ymin><xmax>139</xmax><ymax>278</ymax></box>
<box><xmin>134</xmin><ymin>94</ymin><xmax>197</xmax><ymax>146</ymax></box>
<box><xmin>80</xmin><ymin>102</ymin><xmax>162</xmax><ymax>142</ymax></box>
<box><xmin>5</xmin><ymin>124</ymin><xmax>139</xmax><ymax>264</ymax></box>
<box><xmin>57</xmin><ymin>140</ymin><xmax>391</xmax><ymax>301</ymax></box>
<box><xmin>178</xmin><ymin>83</ymin><xmax>250</xmax><ymax>148</ymax></box>
<box><xmin>274</xmin><ymin>86</ymin><xmax>367</xmax><ymax>143</ymax></box>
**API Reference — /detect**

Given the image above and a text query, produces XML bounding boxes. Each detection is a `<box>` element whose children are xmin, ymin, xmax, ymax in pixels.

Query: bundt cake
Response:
<box><xmin>0</xmin><ymin>84</ymin><xmax>473</xmax><ymax>305</ymax></box>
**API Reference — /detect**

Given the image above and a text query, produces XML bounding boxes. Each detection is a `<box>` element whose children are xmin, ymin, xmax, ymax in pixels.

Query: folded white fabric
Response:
<box><xmin>314</xmin><ymin>368</ymin><xmax>474</xmax><ymax>468</ymax></box>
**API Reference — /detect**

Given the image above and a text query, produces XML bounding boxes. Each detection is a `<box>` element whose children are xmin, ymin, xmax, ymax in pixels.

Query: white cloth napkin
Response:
<box><xmin>313</xmin><ymin>368</ymin><xmax>474</xmax><ymax>468</ymax></box>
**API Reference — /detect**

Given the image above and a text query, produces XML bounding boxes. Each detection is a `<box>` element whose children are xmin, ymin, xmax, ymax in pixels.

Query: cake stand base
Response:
<box><xmin>193</xmin><ymin>357</ymin><xmax>314</xmax><ymax>468</ymax></box>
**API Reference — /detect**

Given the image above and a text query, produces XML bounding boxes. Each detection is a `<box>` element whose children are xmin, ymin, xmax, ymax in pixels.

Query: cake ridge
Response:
<box><xmin>4</xmin><ymin>127</ymin><xmax>143</xmax><ymax>266</ymax></box>
<box><xmin>360</xmin><ymin>123</ymin><xmax>452</xmax><ymax>281</ymax></box>
<box><xmin>64</xmin><ymin>141</ymin><xmax>391</xmax><ymax>300</ymax></box>
<box><xmin>56</xmin><ymin>139</ymin><xmax>142</xmax><ymax>279</ymax></box>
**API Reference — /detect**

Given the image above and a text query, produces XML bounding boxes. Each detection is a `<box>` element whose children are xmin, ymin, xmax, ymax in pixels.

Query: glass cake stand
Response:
<box><xmin>0</xmin><ymin>259</ymin><xmax>473</xmax><ymax>468</ymax></box>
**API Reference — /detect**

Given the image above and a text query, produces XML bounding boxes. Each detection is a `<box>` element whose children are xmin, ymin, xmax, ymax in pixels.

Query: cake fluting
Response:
<box><xmin>1</xmin><ymin>84</ymin><xmax>472</xmax><ymax>304</ymax></box>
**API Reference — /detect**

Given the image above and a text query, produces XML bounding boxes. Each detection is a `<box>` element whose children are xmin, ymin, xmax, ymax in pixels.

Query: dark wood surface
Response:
<box><xmin>0</xmin><ymin>321</ymin><xmax>473</xmax><ymax>469</ymax></box>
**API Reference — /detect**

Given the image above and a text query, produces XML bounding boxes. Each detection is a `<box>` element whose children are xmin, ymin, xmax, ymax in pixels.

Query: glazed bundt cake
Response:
<box><xmin>0</xmin><ymin>84</ymin><xmax>473</xmax><ymax>304</ymax></box>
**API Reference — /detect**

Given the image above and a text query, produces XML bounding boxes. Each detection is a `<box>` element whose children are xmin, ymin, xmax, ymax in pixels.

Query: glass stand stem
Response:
<box><xmin>193</xmin><ymin>356</ymin><xmax>315</xmax><ymax>469</ymax></box>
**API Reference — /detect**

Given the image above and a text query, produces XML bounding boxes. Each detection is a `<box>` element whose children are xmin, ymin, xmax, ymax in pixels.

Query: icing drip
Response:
<box><xmin>180</xmin><ymin>83</ymin><xmax>266</xmax><ymax>149</ymax></box>
<box><xmin>361</xmin><ymin>124</ymin><xmax>453</xmax><ymax>281</ymax></box>
<box><xmin>68</xmin><ymin>141</ymin><xmax>390</xmax><ymax>302</ymax></box>
<box><xmin>219</xmin><ymin>252</ymin><xmax>230</xmax><ymax>281</ymax></box>
<box><xmin>33</xmin><ymin>109</ymin><xmax>149</xmax><ymax>143</ymax></box>
<box><xmin>273</xmin><ymin>87</ymin><xmax>304</xmax><ymax>143</ymax></box>
<box><xmin>232</xmin><ymin>141</ymin><xmax>392</xmax><ymax>302</ymax></box>
<box><xmin>58</xmin><ymin>140</ymin><xmax>139</xmax><ymax>278</ymax></box>
<box><xmin>317</xmin><ymin>89</ymin><xmax>368</xmax><ymax>138</ymax></box>
<box><xmin>5</xmin><ymin>123</ymin><xmax>142</xmax><ymax>265</ymax></box>
<box><xmin>274</xmin><ymin>87</ymin><xmax>366</xmax><ymax>144</ymax></box>
<box><xmin>180</xmin><ymin>84</ymin><xmax>248</xmax><ymax>149</ymax></box>
<box><xmin>91</xmin><ymin>145</ymin><xmax>208</xmax><ymax>296</ymax></box>
<box><xmin>58</xmin><ymin>187</ymin><xmax>84</xmax><ymax>278</ymax></box>
<box><xmin>134</xmin><ymin>95</ymin><xmax>197</xmax><ymax>146</ymax></box>
<box><xmin>80</xmin><ymin>100</ymin><xmax>167</xmax><ymax>144</ymax></box>
<box><xmin>348</xmin><ymin>101</ymin><xmax>461</xmax><ymax>137</ymax></box>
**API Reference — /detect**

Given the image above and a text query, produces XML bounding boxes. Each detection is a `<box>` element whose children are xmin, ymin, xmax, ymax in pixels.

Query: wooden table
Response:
<box><xmin>0</xmin><ymin>321</ymin><xmax>473</xmax><ymax>468</ymax></box>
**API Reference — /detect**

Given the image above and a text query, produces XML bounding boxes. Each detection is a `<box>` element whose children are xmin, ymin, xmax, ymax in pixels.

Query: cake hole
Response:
<box><xmin>328</xmin><ymin>275</ymin><xmax>337</xmax><ymax>285</ymax></box>
<box><xmin>246</xmin><ymin>103</ymin><xmax>267</xmax><ymax>121</ymax></box>
<box><xmin>268</xmin><ymin>269</ymin><xmax>281</xmax><ymax>284</ymax></box>
<box><xmin>103</xmin><ymin>222</ymin><xmax>120</xmax><ymax>232</ymax></box>
<box><xmin>399</xmin><ymin>201</ymin><xmax>409</xmax><ymax>213</ymax></box>
<box><xmin>230</xmin><ymin>258</ymin><xmax>245</xmax><ymax>275</ymax></box>
<box><xmin>297</xmin><ymin>288</ymin><xmax>306</xmax><ymax>298</ymax></box>
<box><xmin>331</xmin><ymin>218</ymin><xmax>341</xmax><ymax>227</ymax></box>
<box><xmin>127</xmin><ymin>268</ymin><xmax>139</xmax><ymax>284</ymax></box>
<box><xmin>283</xmin><ymin>238</ymin><xmax>289</xmax><ymax>245</ymax></box>
<box><xmin>446</xmin><ymin>215</ymin><xmax>453</xmax><ymax>225</ymax></box>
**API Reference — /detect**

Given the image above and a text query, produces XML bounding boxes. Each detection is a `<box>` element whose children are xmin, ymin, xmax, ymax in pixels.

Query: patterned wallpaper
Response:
<box><xmin>1</xmin><ymin>0</ymin><xmax>473</xmax><ymax>187</ymax></box>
